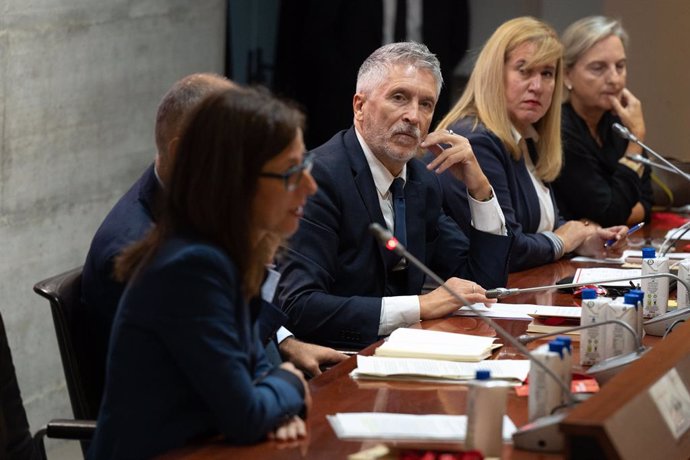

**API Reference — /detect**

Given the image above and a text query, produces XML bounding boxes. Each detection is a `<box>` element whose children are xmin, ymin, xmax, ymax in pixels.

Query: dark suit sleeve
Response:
<box><xmin>441</xmin><ymin>130</ymin><xmax>557</xmax><ymax>272</ymax></box>
<box><xmin>276</xmin><ymin>163</ymin><xmax>382</xmax><ymax>349</ymax></box>
<box><xmin>141</xmin><ymin>248</ymin><xmax>304</xmax><ymax>443</ymax></box>
<box><xmin>255</xmin><ymin>300</ymin><xmax>288</xmax><ymax>347</ymax></box>
<box><xmin>557</xmin><ymin>123</ymin><xmax>647</xmax><ymax>227</ymax></box>
<box><xmin>427</xmin><ymin>177</ymin><xmax>511</xmax><ymax>289</ymax></box>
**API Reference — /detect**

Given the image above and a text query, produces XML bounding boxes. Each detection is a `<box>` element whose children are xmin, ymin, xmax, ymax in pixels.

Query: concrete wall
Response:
<box><xmin>0</xmin><ymin>0</ymin><xmax>225</xmax><ymax>455</ymax></box>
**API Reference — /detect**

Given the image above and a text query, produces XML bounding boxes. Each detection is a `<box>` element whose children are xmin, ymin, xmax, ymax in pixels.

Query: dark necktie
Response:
<box><xmin>394</xmin><ymin>0</ymin><xmax>406</xmax><ymax>42</ymax></box>
<box><xmin>390</xmin><ymin>178</ymin><xmax>407</xmax><ymax>247</ymax></box>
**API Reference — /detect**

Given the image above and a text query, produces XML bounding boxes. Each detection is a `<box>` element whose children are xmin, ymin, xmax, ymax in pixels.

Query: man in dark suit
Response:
<box><xmin>276</xmin><ymin>43</ymin><xmax>512</xmax><ymax>349</ymax></box>
<box><xmin>82</xmin><ymin>74</ymin><xmax>345</xmax><ymax>396</ymax></box>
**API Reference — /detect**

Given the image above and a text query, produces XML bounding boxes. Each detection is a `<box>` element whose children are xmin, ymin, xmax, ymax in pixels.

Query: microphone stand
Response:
<box><xmin>486</xmin><ymin>272</ymin><xmax>690</xmax><ymax>299</ymax></box>
<box><xmin>612</xmin><ymin>122</ymin><xmax>690</xmax><ymax>182</ymax></box>
<box><xmin>369</xmin><ymin>223</ymin><xmax>577</xmax><ymax>452</ymax></box>
<box><xmin>487</xmin><ymin>272</ymin><xmax>690</xmax><ymax>338</ymax></box>
<box><xmin>369</xmin><ymin>223</ymin><xmax>574</xmax><ymax>404</ymax></box>
<box><xmin>516</xmin><ymin>319</ymin><xmax>641</xmax><ymax>349</ymax></box>
<box><xmin>628</xmin><ymin>154</ymin><xmax>679</xmax><ymax>174</ymax></box>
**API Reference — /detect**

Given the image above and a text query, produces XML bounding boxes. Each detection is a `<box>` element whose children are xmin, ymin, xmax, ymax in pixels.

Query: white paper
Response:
<box><xmin>571</xmin><ymin>255</ymin><xmax>626</xmax><ymax>264</ymax></box>
<box><xmin>573</xmin><ymin>267</ymin><xmax>641</xmax><ymax>287</ymax></box>
<box><xmin>648</xmin><ymin>368</ymin><xmax>690</xmax><ymax>440</ymax></box>
<box><xmin>529</xmin><ymin>306</ymin><xmax>582</xmax><ymax>319</ymax></box>
<box><xmin>375</xmin><ymin>328</ymin><xmax>497</xmax><ymax>362</ymax></box>
<box><xmin>351</xmin><ymin>355</ymin><xmax>530</xmax><ymax>382</ymax></box>
<box><xmin>454</xmin><ymin>302</ymin><xmax>540</xmax><ymax>320</ymax></box>
<box><xmin>327</xmin><ymin>412</ymin><xmax>516</xmax><ymax>442</ymax></box>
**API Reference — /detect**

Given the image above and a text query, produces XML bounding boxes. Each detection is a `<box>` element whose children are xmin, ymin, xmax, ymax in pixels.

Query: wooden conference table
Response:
<box><xmin>161</xmin><ymin>221</ymin><xmax>678</xmax><ymax>460</ymax></box>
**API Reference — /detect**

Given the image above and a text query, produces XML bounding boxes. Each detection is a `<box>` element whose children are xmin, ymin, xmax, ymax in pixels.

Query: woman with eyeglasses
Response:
<box><xmin>88</xmin><ymin>87</ymin><xmax>316</xmax><ymax>459</ymax></box>
<box><xmin>433</xmin><ymin>17</ymin><xmax>628</xmax><ymax>272</ymax></box>
<box><xmin>552</xmin><ymin>16</ymin><xmax>652</xmax><ymax>227</ymax></box>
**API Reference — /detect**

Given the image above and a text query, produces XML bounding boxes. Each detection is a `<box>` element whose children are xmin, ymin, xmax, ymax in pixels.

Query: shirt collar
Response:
<box><xmin>355</xmin><ymin>127</ymin><xmax>407</xmax><ymax>197</ymax></box>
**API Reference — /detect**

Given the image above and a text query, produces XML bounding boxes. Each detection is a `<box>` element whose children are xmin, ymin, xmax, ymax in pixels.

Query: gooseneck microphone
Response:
<box><xmin>516</xmin><ymin>319</ymin><xmax>641</xmax><ymax>350</ymax></box>
<box><xmin>612</xmin><ymin>122</ymin><xmax>690</xmax><ymax>182</ymax></box>
<box><xmin>369</xmin><ymin>223</ymin><xmax>579</xmax><ymax>452</ymax></box>
<box><xmin>486</xmin><ymin>272</ymin><xmax>690</xmax><ymax>299</ymax></box>
<box><xmin>368</xmin><ymin>223</ymin><xmax>573</xmax><ymax>402</ymax></box>
<box><xmin>486</xmin><ymin>273</ymin><xmax>690</xmax><ymax>338</ymax></box>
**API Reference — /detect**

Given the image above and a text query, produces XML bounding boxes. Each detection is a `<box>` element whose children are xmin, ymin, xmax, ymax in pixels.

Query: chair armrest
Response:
<box><xmin>45</xmin><ymin>419</ymin><xmax>96</xmax><ymax>440</ymax></box>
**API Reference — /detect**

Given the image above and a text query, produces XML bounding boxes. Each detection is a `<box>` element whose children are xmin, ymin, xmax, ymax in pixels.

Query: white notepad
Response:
<box><xmin>327</xmin><ymin>412</ymin><xmax>517</xmax><ymax>441</ymax></box>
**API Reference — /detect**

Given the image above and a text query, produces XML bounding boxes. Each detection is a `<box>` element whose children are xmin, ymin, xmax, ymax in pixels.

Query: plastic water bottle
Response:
<box><xmin>677</xmin><ymin>259</ymin><xmax>690</xmax><ymax>309</ymax></box>
<box><xmin>580</xmin><ymin>288</ymin><xmax>610</xmax><ymax>365</ymax></box>
<box><xmin>465</xmin><ymin>369</ymin><xmax>509</xmax><ymax>457</ymax></box>
<box><xmin>628</xmin><ymin>288</ymin><xmax>646</xmax><ymax>339</ymax></box>
<box><xmin>554</xmin><ymin>336</ymin><xmax>572</xmax><ymax>397</ymax></box>
<box><xmin>528</xmin><ymin>342</ymin><xmax>565</xmax><ymax>421</ymax></box>
<box><xmin>606</xmin><ymin>293</ymin><xmax>639</xmax><ymax>358</ymax></box>
<box><xmin>640</xmin><ymin>247</ymin><xmax>669</xmax><ymax>318</ymax></box>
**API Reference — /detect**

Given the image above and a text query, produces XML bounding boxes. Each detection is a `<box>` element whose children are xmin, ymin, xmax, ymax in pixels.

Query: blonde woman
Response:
<box><xmin>433</xmin><ymin>17</ymin><xmax>627</xmax><ymax>271</ymax></box>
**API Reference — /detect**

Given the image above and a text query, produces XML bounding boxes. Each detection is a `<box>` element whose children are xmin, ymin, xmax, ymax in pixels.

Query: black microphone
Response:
<box><xmin>369</xmin><ymin>223</ymin><xmax>576</xmax><ymax>452</ymax></box>
<box><xmin>612</xmin><ymin>122</ymin><xmax>690</xmax><ymax>182</ymax></box>
<box><xmin>485</xmin><ymin>273</ymin><xmax>690</xmax><ymax>338</ymax></box>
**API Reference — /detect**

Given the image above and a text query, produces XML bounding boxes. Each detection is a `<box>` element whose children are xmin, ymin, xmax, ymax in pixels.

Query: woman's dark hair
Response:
<box><xmin>115</xmin><ymin>87</ymin><xmax>304</xmax><ymax>297</ymax></box>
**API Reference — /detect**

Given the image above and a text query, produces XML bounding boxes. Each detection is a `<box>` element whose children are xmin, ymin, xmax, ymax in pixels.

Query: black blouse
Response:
<box><xmin>553</xmin><ymin>102</ymin><xmax>653</xmax><ymax>227</ymax></box>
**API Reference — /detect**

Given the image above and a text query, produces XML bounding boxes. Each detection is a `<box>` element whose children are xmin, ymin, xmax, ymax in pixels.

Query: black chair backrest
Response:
<box><xmin>33</xmin><ymin>267</ymin><xmax>103</xmax><ymax>421</ymax></box>
<box><xmin>0</xmin><ymin>312</ymin><xmax>41</xmax><ymax>460</ymax></box>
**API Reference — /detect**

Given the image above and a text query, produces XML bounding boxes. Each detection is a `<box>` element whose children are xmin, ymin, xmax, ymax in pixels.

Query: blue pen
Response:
<box><xmin>604</xmin><ymin>222</ymin><xmax>645</xmax><ymax>248</ymax></box>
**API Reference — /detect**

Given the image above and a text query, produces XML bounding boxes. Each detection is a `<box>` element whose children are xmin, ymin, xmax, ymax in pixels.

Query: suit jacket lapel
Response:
<box><xmin>343</xmin><ymin>128</ymin><xmax>398</xmax><ymax>271</ymax></box>
<box><xmin>514</xmin><ymin>156</ymin><xmax>541</xmax><ymax>232</ymax></box>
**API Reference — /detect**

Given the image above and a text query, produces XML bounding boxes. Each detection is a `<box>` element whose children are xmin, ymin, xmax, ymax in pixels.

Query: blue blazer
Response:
<box><xmin>82</xmin><ymin>165</ymin><xmax>288</xmax><ymax>409</ymax></box>
<box><xmin>87</xmin><ymin>238</ymin><xmax>305</xmax><ymax>459</ymax></box>
<box><xmin>276</xmin><ymin>127</ymin><xmax>512</xmax><ymax>349</ymax></box>
<box><xmin>439</xmin><ymin>119</ymin><xmax>565</xmax><ymax>272</ymax></box>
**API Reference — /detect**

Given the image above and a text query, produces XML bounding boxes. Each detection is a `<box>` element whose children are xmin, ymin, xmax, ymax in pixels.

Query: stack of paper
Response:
<box><xmin>327</xmin><ymin>412</ymin><xmax>517</xmax><ymax>441</ymax></box>
<box><xmin>573</xmin><ymin>267</ymin><xmax>641</xmax><ymax>288</ymax></box>
<box><xmin>526</xmin><ymin>306</ymin><xmax>581</xmax><ymax>335</ymax></box>
<box><xmin>351</xmin><ymin>355</ymin><xmax>530</xmax><ymax>383</ymax></box>
<box><xmin>375</xmin><ymin>328</ymin><xmax>499</xmax><ymax>362</ymax></box>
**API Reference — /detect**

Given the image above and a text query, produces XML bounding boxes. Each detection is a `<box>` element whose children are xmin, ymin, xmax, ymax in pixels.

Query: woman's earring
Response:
<box><xmin>566</xmin><ymin>84</ymin><xmax>573</xmax><ymax>91</ymax></box>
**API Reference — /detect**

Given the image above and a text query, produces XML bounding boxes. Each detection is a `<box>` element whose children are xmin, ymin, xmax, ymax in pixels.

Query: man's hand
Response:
<box><xmin>421</xmin><ymin>129</ymin><xmax>492</xmax><ymax>201</ymax></box>
<box><xmin>279</xmin><ymin>338</ymin><xmax>348</xmax><ymax>377</ymax></box>
<box><xmin>419</xmin><ymin>277</ymin><xmax>496</xmax><ymax>320</ymax></box>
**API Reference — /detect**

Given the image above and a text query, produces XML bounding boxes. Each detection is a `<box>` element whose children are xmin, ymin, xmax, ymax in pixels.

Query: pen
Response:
<box><xmin>604</xmin><ymin>222</ymin><xmax>645</xmax><ymax>248</ymax></box>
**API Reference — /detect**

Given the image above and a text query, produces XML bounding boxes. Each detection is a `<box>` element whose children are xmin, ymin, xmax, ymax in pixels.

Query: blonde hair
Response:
<box><xmin>437</xmin><ymin>17</ymin><xmax>564</xmax><ymax>182</ymax></box>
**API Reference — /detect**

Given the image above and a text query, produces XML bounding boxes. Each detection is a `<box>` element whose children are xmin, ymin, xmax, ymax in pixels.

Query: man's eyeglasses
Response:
<box><xmin>259</xmin><ymin>152</ymin><xmax>314</xmax><ymax>192</ymax></box>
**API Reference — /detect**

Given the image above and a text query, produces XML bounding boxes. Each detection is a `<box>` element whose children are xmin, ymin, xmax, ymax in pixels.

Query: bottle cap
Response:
<box><xmin>555</xmin><ymin>336</ymin><xmax>572</xmax><ymax>352</ymax></box>
<box><xmin>581</xmin><ymin>288</ymin><xmax>597</xmax><ymax>299</ymax></box>
<box><xmin>548</xmin><ymin>341</ymin><xmax>565</xmax><ymax>358</ymax></box>
<box><xmin>475</xmin><ymin>369</ymin><xmax>491</xmax><ymax>380</ymax></box>
<box><xmin>628</xmin><ymin>289</ymin><xmax>644</xmax><ymax>301</ymax></box>
<box><xmin>624</xmin><ymin>293</ymin><xmax>639</xmax><ymax>305</ymax></box>
<box><xmin>642</xmin><ymin>247</ymin><xmax>656</xmax><ymax>259</ymax></box>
